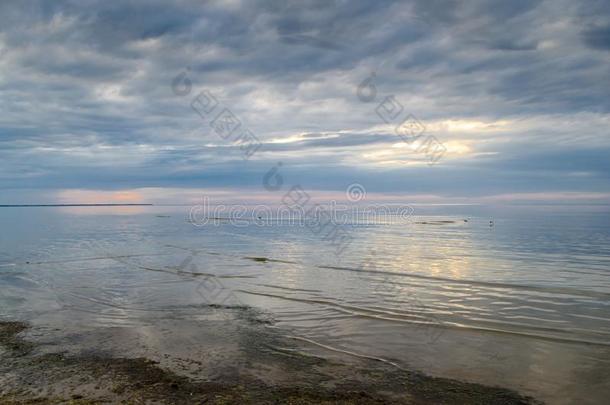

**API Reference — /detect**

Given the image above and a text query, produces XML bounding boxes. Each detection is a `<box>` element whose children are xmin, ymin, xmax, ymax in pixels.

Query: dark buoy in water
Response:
<box><xmin>489</xmin><ymin>219</ymin><xmax>494</xmax><ymax>227</ymax></box>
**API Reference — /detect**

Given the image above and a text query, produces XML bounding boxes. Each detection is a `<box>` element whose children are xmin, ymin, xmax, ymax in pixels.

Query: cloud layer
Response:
<box><xmin>1</xmin><ymin>0</ymin><xmax>609</xmax><ymax>204</ymax></box>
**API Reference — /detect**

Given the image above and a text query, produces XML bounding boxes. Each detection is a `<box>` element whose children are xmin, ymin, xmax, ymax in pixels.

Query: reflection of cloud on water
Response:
<box><xmin>58</xmin><ymin>205</ymin><xmax>150</xmax><ymax>216</ymax></box>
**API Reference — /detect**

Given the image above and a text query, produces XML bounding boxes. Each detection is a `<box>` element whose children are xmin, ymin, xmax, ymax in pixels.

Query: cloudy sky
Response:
<box><xmin>1</xmin><ymin>0</ymin><xmax>609</xmax><ymax>205</ymax></box>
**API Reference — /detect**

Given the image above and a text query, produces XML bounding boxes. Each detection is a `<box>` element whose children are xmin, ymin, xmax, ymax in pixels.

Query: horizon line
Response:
<box><xmin>0</xmin><ymin>204</ymin><xmax>154</xmax><ymax>207</ymax></box>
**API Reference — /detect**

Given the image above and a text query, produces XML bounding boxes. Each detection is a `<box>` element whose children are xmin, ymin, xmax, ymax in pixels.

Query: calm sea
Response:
<box><xmin>1</xmin><ymin>205</ymin><xmax>609</xmax><ymax>404</ymax></box>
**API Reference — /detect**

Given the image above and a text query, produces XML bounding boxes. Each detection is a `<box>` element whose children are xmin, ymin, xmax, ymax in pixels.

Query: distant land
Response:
<box><xmin>0</xmin><ymin>204</ymin><xmax>154</xmax><ymax>207</ymax></box>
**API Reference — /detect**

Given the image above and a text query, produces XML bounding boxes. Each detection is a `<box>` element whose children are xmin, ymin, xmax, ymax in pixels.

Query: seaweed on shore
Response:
<box><xmin>0</xmin><ymin>321</ymin><xmax>33</xmax><ymax>355</ymax></box>
<box><xmin>414</xmin><ymin>220</ymin><xmax>459</xmax><ymax>225</ymax></box>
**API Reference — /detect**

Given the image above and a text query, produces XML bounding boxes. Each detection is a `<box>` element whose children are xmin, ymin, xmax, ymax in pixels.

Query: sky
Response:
<box><xmin>0</xmin><ymin>0</ymin><xmax>609</xmax><ymax>206</ymax></box>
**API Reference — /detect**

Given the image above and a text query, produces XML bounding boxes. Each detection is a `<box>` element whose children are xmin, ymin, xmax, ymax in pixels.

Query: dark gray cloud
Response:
<box><xmin>583</xmin><ymin>25</ymin><xmax>610</xmax><ymax>50</ymax></box>
<box><xmin>0</xmin><ymin>0</ymin><xmax>609</xmax><ymax>203</ymax></box>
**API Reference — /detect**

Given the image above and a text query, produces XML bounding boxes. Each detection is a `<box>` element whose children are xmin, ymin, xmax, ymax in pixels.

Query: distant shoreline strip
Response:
<box><xmin>0</xmin><ymin>204</ymin><xmax>154</xmax><ymax>207</ymax></box>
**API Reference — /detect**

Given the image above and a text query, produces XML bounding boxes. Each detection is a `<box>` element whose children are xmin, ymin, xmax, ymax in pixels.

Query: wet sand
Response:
<box><xmin>1</xmin><ymin>315</ymin><xmax>540</xmax><ymax>405</ymax></box>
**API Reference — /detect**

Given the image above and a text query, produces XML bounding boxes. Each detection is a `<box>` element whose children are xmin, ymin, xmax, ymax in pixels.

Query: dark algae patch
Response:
<box><xmin>245</xmin><ymin>256</ymin><xmax>270</xmax><ymax>263</ymax></box>
<box><xmin>0</xmin><ymin>321</ymin><xmax>33</xmax><ymax>355</ymax></box>
<box><xmin>0</xmin><ymin>321</ymin><xmax>541</xmax><ymax>404</ymax></box>
<box><xmin>414</xmin><ymin>220</ymin><xmax>459</xmax><ymax>225</ymax></box>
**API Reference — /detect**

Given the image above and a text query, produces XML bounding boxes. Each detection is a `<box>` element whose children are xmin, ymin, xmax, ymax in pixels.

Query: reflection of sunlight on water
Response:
<box><xmin>355</xmin><ymin>217</ymin><xmax>478</xmax><ymax>281</ymax></box>
<box><xmin>56</xmin><ymin>189</ymin><xmax>144</xmax><ymax>204</ymax></box>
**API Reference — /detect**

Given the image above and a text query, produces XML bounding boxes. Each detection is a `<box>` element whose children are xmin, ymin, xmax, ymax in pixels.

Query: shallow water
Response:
<box><xmin>1</xmin><ymin>205</ymin><xmax>609</xmax><ymax>404</ymax></box>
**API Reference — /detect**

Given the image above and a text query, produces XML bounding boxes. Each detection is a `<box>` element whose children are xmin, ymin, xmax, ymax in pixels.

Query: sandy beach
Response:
<box><xmin>1</xmin><ymin>318</ymin><xmax>538</xmax><ymax>404</ymax></box>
